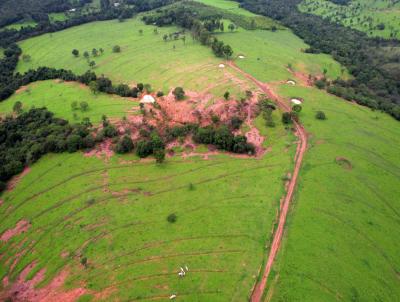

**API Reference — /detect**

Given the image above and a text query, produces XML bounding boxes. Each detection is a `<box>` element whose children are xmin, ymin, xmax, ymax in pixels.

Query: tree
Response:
<box><xmin>89</xmin><ymin>81</ymin><xmax>99</xmax><ymax>94</ymax></box>
<box><xmin>115</xmin><ymin>135</ymin><xmax>134</xmax><ymax>154</ymax></box>
<box><xmin>80</xmin><ymin>101</ymin><xmax>89</xmax><ymax>112</ymax></box>
<box><xmin>72</xmin><ymin>49</ymin><xmax>79</xmax><ymax>57</ymax></box>
<box><xmin>228</xmin><ymin>23</ymin><xmax>236</xmax><ymax>32</ymax></box>
<box><xmin>154</xmin><ymin>148</ymin><xmax>165</xmax><ymax>163</ymax></box>
<box><xmin>173</xmin><ymin>87</ymin><xmax>185</xmax><ymax>100</ymax></box>
<box><xmin>83</xmin><ymin>51</ymin><xmax>89</xmax><ymax>59</ymax></box>
<box><xmin>89</xmin><ymin>61</ymin><xmax>96</xmax><ymax>69</ymax></box>
<box><xmin>71</xmin><ymin>101</ymin><xmax>78</xmax><ymax>110</ymax></box>
<box><xmin>92</xmin><ymin>48</ymin><xmax>98</xmax><ymax>57</ymax></box>
<box><xmin>315</xmin><ymin>111</ymin><xmax>326</xmax><ymax>120</ymax></box>
<box><xmin>139</xmin><ymin>29</ymin><xmax>143</xmax><ymax>35</ymax></box>
<box><xmin>222</xmin><ymin>45</ymin><xmax>233</xmax><ymax>59</ymax></box>
<box><xmin>167</xmin><ymin>213</ymin><xmax>177</xmax><ymax>223</ymax></box>
<box><xmin>99</xmin><ymin>48</ymin><xmax>104</xmax><ymax>55</ymax></box>
<box><xmin>81</xmin><ymin>257</ymin><xmax>88</xmax><ymax>268</ymax></box>
<box><xmin>282</xmin><ymin>112</ymin><xmax>292</xmax><ymax>124</ymax></box>
<box><xmin>230</xmin><ymin>116</ymin><xmax>243</xmax><ymax>130</ymax></box>
<box><xmin>22</xmin><ymin>54</ymin><xmax>31</xmax><ymax>62</ymax></box>
<box><xmin>13</xmin><ymin>101</ymin><xmax>23</xmax><ymax>114</ymax></box>
<box><xmin>163</xmin><ymin>34</ymin><xmax>168</xmax><ymax>42</ymax></box>
<box><xmin>224</xmin><ymin>91</ymin><xmax>230</xmax><ymax>100</ymax></box>
<box><xmin>292</xmin><ymin>104</ymin><xmax>302</xmax><ymax>112</ymax></box>
<box><xmin>220</xmin><ymin>22</ymin><xmax>225</xmax><ymax>32</ymax></box>
<box><xmin>113</xmin><ymin>45</ymin><xmax>121</xmax><ymax>53</ymax></box>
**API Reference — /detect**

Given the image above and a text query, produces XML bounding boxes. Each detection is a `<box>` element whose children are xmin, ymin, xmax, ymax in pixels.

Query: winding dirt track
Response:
<box><xmin>228</xmin><ymin>62</ymin><xmax>308</xmax><ymax>301</ymax></box>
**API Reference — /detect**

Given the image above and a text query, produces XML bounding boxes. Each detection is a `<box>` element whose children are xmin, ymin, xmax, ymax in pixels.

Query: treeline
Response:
<box><xmin>0</xmin><ymin>0</ymin><xmax>76</xmax><ymax>28</ymax></box>
<box><xmin>143</xmin><ymin>4</ymin><xmax>234</xmax><ymax>58</ymax></box>
<box><xmin>238</xmin><ymin>0</ymin><xmax>400</xmax><ymax>120</ymax></box>
<box><xmin>0</xmin><ymin>0</ymin><xmax>177</xmax><ymax>48</ymax></box>
<box><xmin>328</xmin><ymin>0</ymin><xmax>351</xmax><ymax>5</ymax></box>
<box><xmin>0</xmin><ymin>108</ymin><xmax>95</xmax><ymax>192</ymax></box>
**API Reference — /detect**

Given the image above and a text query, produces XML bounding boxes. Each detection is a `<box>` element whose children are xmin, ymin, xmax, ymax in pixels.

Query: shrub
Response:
<box><xmin>282</xmin><ymin>112</ymin><xmax>292</xmax><ymax>124</ymax></box>
<box><xmin>154</xmin><ymin>148</ymin><xmax>166</xmax><ymax>163</ymax></box>
<box><xmin>113</xmin><ymin>45</ymin><xmax>121</xmax><ymax>53</ymax></box>
<box><xmin>156</xmin><ymin>91</ymin><xmax>164</xmax><ymax>97</ymax></box>
<box><xmin>230</xmin><ymin>116</ymin><xmax>243</xmax><ymax>130</ymax></box>
<box><xmin>173</xmin><ymin>87</ymin><xmax>185</xmax><ymax>100</ymax></box>
<box><xmin>167</xmin><ymin>213</ymin><xmax>177</xmax><ymax>223</ymax></box>
<box><xmin>115</xmin><ymin>136</ymin><xmax>134</xmax><ymax>154</ymax></box>
<box><xmin>292</xmin><ymin>104</ymin><xmax>302</xmax><ymax>112</ymax></box>
<box><xmin>315</xmin><ymin>111</ymin><xmax>327</xmax><ymax>120</ymax></box>
<box><xmin>102</xmin><ymin>125</ymin><xmax>118</xmax><ymax>138</ymax></box>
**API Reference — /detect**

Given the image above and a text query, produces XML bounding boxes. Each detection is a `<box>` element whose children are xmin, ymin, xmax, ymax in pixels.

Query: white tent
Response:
<box><xmin>140</xmin><ymin>95</ymin><xmax>156</xmax><ymax>104</ymax></box>
<box><xmin>291</xmin><ymin>98</ymin><xmax>302</xmax><ymax>105</ymax></box>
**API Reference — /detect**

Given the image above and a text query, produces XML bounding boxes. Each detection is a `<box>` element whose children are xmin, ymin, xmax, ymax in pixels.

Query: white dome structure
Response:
<box><xmin>291</xmin><ymin>98</ymin><xmax>302</xmax><ymax>105</ymax></box>
<box><xmin>140</xmin><ymin>95</ymin><xmax>155</xmax><ymax>104</ymax></box>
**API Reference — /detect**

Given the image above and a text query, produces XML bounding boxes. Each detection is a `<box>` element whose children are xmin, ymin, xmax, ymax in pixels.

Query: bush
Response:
<box><xmin>167</xmin><ymin>213</ymin><xmax>177</xmax><ymax>223</ymax></box>
<box><xmin>282</xmin><ymin>112</ymin><xmax>292</xmax><ymax>124</ymax></box>
<box><xmin>102</xmin><ymin>125</ymin><xmax>118</xmax><ymax>138</ymax></box>
<box><xmin>136</xmin><ymin>140</ymin><xmax>153</xmax><ymax>158</ymax></box>
<box><xmin>154</xmin><ymin>148</ymin><xmax>166</xmax><ymax>163</ymax></box>
<box><xmin>113</xmin><ymin>45</ymin><xmax>121</xmax><ymax>53</ymax></box>
<box><xmin>115</xmin><ymin>135</ymin><xmax>134</xmax><ymax>154</ymax></box>
<box><xmin>173</xmin><ymin>87</ymin><xmax>185</xmax><ymax>100</ymax></box>
<box><xmin>156</xmin><ymin>91</ymin><xmax>164</xmax><ymax>97</ymax></box>
<box><xmin>292</xmin><ymin>104</ymin><xmax>302</xmax><ymax>112</ymax></box>
<box><xmin>230</xmin><ymin>116</ymin><xmax>243</xmax><ymax>130</ymax></box>
<box><xmin>315</xmin><ymin>111</ymin><xmax>327</xmax><ymax>120</ymax></box>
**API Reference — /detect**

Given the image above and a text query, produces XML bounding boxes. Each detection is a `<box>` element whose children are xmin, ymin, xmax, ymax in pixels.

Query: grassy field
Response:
<box><xmin>16</xmin><ymin>17</ymin><xmax>256</xmax><ymax>99</ymax></box>
<box><xmin>196</xmin><ymin>0</ymin><xmax>256</xmax><ymax>17</ymax></box>
<box><xmin>0</xmin><ymin>80</ymin><xmax>138</xmax><ymax>124</ymax></box>
<box><xmin>16</xmin><ymin>14</ymin><xmax>346</xmax><ymax>98</ymax></box>
<box><xmin>299</xmin><ymin>0</ymin><xmax>400</xmax><ymax>39</ymax></box>
<box><xmin>264</xmin><ymin>85</ymin><xmax>400</xmax><ymax>301</ymax></box>
<box><xmin>3</xmin><ymin>20</ymin><xmax>37</xmax><ymax>31</ymax></box>
<box><xmin>49</xmin><ymin>13</ymin><xmax>68</xmax><ymax>23</ymax></box>
<box><xmin>0</xmin><ymin>112</ymin><xmax>295</xmax><ymax>301</ymax></box>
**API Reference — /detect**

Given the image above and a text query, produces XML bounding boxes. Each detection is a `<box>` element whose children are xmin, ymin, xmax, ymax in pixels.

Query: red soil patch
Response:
<box><xmin>287</xmin><ymin>68</ymin><xmax>314</xmax><ymax>87</ymax></box>
<box><xmin>0</xmin><ymin>263</ymin><xmax>87</xmax><ymax>302</ymax></box>
<box><xmin>0</xmin><ymin>219</ymin><xmax>30</xmax><ymax>242</ymax></box>
<box><xmin>7</xmin><ymin>167</ymin><xmax>31</xmax><ymax>192</ymax></box>
<box><xmin>84</xmin><ymin>139</ymin><xmax>114</xmax><ymax>160</ymax></box>
<box><xmin>15</xmin><ymin>86</ymin><xmax>29</xmax><ymax>94</ymax></box>
<box><xmin>0</xmin><ymin>199</ymin><xmax>3</xmax><ymax>206</ymax></box>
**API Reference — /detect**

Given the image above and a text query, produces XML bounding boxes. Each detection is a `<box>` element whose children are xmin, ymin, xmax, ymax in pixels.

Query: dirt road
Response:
<box><xmin>228</xmin><ymin>62</ymin><xmax>308</xmax><ymax>302</ymax></box>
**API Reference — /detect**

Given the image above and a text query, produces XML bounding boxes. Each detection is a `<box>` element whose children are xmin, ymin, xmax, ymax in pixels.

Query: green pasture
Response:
<box><xmin>0</xmin><ymin>115</ymin><xmax>294</xmax><ymax>300</ymax></box>
<box><xmin>16</xmin><ymin>17</ymin><xmax>256</xmax><ymax>99</ymax></box>
<box><xmin>196</xmin><ymin>0</ymin><xmax>256</xmax><ymax>17</ymax></box>
<box><xmin>0</xmin><ymin>80</ymin><xmax>137</xmax><ymax>124</ymax></box>
<box><xmin>265</xmin><ymin>86</ymin><xmax>400</xmax><ymax>301</ymax></box>
<box><xmin>221</xmin><ymin>28</ymin><xmax>348</xmax><ymax>82</ymax></box>
<box><xmin>299</xmin><ymin>0</ymin><xmax>400</xmax><ymax>39</ymax></box>
<box><xmin>16</xmin><ymin>14</ymin><xmax>346</xmax><ymax>98</ymax></box>
<box><xmin>49</xmin><ymin>13</ymin><xmax>68</xmax><ymax>23</ymax></box>
<box><xmin>3</xmin><ymin>20</ymin><xmax>37</xmax><ymax>31</ymax></box>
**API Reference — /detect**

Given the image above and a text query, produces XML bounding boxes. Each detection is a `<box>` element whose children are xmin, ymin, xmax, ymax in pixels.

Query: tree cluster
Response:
<box><xmin>143</xmin><ymin>5</ymin><xmax>234</xmax><ymax>59</ymax></box>
<box><xmin>0</xmin><ymin>108</ymin><xmax>95</xmax><ymax>192</ymax></box>
<box><xmin>193</xmin><ymin>125</ymin><xmax>255</xmax><ymax>154</ymax></box>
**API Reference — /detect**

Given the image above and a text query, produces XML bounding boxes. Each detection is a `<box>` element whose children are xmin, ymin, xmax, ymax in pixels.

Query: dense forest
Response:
<box><xmin>238</xmin><ymin>0</ymin><xmax>400</xmax><ymax>120</ymax></box>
